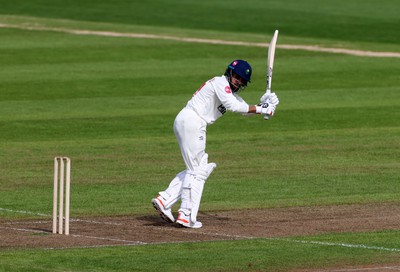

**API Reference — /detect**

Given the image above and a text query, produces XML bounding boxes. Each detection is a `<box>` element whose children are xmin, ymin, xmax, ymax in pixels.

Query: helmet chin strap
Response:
<box><xmin>227</xmin><ymin>70</ymin><xmax>241</xmax><ymax>93</ymax></box>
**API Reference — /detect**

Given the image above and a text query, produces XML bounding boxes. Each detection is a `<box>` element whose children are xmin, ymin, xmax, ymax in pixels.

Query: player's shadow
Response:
<box><xmin>198</xmin><ymin>211</ymin><xmax>231</xmax><ymax>221</ymax></box>
<box><xmin>138</xmin><ymin>211</ymin><xmax>231</xmax><ymax>228</ymax></box>
<box><xmin>137</xmin><ymin>215</ymin><xmax>178</xmax><ymax>227</ymax></box>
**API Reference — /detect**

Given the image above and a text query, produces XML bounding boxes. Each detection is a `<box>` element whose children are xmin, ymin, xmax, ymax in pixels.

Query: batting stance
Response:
<box><xmin>152</xmin><ymin>60</ymin><xmax>279</xmax><ymax>228</ymax></box>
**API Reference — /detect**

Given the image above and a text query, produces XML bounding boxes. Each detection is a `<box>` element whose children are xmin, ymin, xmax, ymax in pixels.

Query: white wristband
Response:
<box><xmin>255</xmin><ymin>106</ymin><xmax>262</xmax><ymax>114</ymax></box>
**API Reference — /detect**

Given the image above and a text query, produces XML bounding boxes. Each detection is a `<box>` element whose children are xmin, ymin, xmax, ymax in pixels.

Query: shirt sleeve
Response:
<box><xmin>212</xmin><ymin>77</ymin><xmax>249</xmax><ymax>113</ymax></box>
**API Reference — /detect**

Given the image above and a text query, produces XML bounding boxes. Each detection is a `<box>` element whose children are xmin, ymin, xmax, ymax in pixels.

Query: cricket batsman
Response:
<box><xmin>152</xmin><ymin>59</ymin><xmax>279</xmax><ymax>228</ymax></box>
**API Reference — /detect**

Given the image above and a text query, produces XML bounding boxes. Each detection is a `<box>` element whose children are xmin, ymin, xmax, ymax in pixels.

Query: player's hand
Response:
<box><xmin>260</xmin><ymin>92</ymin><xmax>279</xmax><ymax>106</ymax></box>
<box><xmin>267</xmin><ymin>92</ymin><xmax>279</xmax><ymax>106</ymax></box>
<box><xmin>257</xmin><ymin>103</ymin><xmax>276</xmax><ymax>116</ymax></box>
<box><xmin>260</xmin><ymin>93</ymin><xmax>268</xmax><ymax>103</ymax></box>
<box><xmin>263</xmin><ymin>104</ymin><xmax>276</xmax><ymax>117</ymax></box>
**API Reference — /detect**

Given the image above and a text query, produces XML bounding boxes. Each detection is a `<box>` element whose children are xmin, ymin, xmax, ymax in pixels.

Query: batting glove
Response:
<box><xmin>267</xmin><ymin>92</ymin><xmax>279</xmax><ymax>106</ymax></box>
<box><xmin>256</xmin><ymin>103</ymin><xmax>276</xmax><ymax>116</ymax></box>
<box><xmin>260</xmin><ymin>92</ymin><xmax>279</xmax><ymax>106</ymax></box>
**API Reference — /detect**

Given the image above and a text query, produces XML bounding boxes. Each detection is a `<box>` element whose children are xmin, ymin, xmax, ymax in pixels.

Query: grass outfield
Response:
<box><xmin>1</xmin><ymin>0</ymin><xmax>400</xmax><ymax>271</ymax></box>
<box><xmin>1</xmin><ymin>232</ymin><xmax>399</xmax><ymax>271</ymax></box>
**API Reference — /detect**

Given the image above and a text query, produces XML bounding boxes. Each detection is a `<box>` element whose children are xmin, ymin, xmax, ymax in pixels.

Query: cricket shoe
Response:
<box><xmin>176</xmin><ymin>209</ymin><xmax>202</xmax><ymax>229</ymax></box>
<box><xmin>152</xmin><ymin>195</ymin><xmax>175</xmax><ymax>223</ymax></box>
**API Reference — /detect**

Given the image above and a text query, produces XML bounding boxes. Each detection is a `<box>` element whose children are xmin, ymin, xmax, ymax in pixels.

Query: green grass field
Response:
<box><xmin>1</xmin><ymin>0</ymin><xmax>399</xmax><ymax>271</ymax></box>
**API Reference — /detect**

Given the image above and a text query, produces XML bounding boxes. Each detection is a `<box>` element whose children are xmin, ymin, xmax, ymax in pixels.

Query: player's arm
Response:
<box><xmin>248</xmin><ymin>105</ymin><xmax>257</xmax><ymax>113</ymax></box>
<box><xmin>248</xmin><ymin>104</ymin><xmax>274</xmax><ymax>115</ymax></box>
<box><xmin>214</xmin><ymin>83</ymin><xmax>249</xmax><ymax>113</ymax></box>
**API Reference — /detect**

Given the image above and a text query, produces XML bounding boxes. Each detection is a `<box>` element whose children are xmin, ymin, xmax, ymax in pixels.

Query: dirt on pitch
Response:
<box><xmin>1</xmin><ymin>202</ymin><xmax>399</xmax><ymax>250</ymax></box>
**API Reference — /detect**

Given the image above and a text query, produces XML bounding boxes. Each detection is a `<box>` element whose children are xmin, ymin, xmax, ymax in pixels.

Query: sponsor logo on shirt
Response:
<box><xmin>217</xmin><ymin>104</ymin><xmax>226</xmax><ymax>114</ymax></box>
<box><xmin>225</xmin><ymin>86</ymin><xmax>231</xmax><ymax>94</ymax></box>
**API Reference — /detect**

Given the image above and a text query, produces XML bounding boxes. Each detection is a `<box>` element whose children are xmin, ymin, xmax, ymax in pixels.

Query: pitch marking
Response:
<box><xmin>2</xmin><ymin>208</ymin><xmax>400</xmax><ymax>253</ymax></box>
<box><xmin>0</xmin><ymin>23</ymin><xmax>399</xmax><ymax>58</ymax></box>
<box><xmin>2</xmin><ymin>224</ymin><xmax>400</xmax><ymax>253</ymax></box>
<box><xmin>0</xmin><ymin>207</ymin><xmax>122</xmax><ymax>225</ymax></box>
<box><xmin>322</xmin><ymin>266</ymin><xmax>400</xmax><ymax>271</ymax></box>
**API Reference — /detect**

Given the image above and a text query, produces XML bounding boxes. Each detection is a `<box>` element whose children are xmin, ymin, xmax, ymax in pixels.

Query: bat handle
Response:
<box><xmin>264</xmin><ymin>87</ymin><xmax>271</xmax><ymax>98</ymax></box>
<box><xmin>263</xmin><ymin>87</ymin><xmax>271</xmax><ymax>121</ymax></box>
<box><xmin>266</xmin><ymin>77</ymin><xmax>272</xmax><ymax>95</ymax></box>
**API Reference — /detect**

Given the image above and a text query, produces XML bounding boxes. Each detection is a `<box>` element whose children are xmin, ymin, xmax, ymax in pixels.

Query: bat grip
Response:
<box><xmin>266</xmin><ymin>76</ymin><xmax>272</xmax><ymax>95</ymax></box>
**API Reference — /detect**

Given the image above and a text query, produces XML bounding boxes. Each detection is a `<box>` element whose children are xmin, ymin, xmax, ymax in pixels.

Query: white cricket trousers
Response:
<box><xmin>174</xmin><ymin>107</ymin><xmax>207</xmax><ymax>171</ymax></box>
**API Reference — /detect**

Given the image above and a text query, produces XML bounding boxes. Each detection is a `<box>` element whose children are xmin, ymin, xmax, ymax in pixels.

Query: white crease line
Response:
<box><xmin>208</xmin><ymin>231</ymin><xmax>400</xmax><ymax>253</ymax></box>
<box><xmin>0</xmin><ymin>207</ymin><xmax>48</xmax><ymax>217</ymax></box>
<box><xmin>6</xmin><ymin>220</ymin><xmax>52</xmax><ymax>225</ymax></box>
<box><xmin>70</xmin><ymin>218</ymin><xmax>122</xmax><ymax>226</ymax></box>
<box><xmin>0</xmin><ymin>226</ymin><xmax>146</xmax><ymax>245</ymax></box>
<box><xmin>324</xmin><ymin>266</ymin><xmax>400</xmax><ymax>272</ymax></box>
<box><xmin>0</xmin><ymin>207</ymin><xmax>122</xmax><ymax>225</ymax></box>
<box><xmin>278</xmin><ymin>238</ymin><xmax>400</xmax><ymax>252</ymax></box>
<box><xmin>153</xmin><ymin>226</ymin><xmax>400</xmax><ymax>253</ymax></box>
<box><xmin>2</xmin><ymin>208</ymin><xmax>400</xmax><ymax>253</ymax></box>
<box><xmin>0</xmin><ymin>226</ymin><xmax>47</xmax><ymax>234</ymax></box>
<box><xmin>69</xmin><ymin>234</ymin><xmax>146</xmax><ymax>245</ymax></box>
<box><xmin>45</xmin><ymin>243</ymin><xmax>146</xmax><ymax>250</ymax></box>
<box><xmin>0</xmin><ymin>23</ymin><xmax>399</xmax><ymax>58</ymax></box>
<box><xmin>45</xmin><ymin>238</ymin><xmax>231</xmax><ymax>250</ymax></box>
<box><xmin>2</xmin><ymin>225</ymin><xmax>400</xmax><ymax>253</ymax></box>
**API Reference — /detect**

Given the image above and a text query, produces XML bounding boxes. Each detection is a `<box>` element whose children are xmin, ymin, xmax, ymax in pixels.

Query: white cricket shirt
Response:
<box><xmin>185</xmin><ymin>76</ymin><xmax>249</xmax><ymax>125</ymax></box>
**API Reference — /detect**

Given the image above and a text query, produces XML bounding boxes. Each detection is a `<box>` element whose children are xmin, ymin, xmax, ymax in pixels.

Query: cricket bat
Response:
<box><xmin>264</xmin><ymin>30</ymin><xmax>279</xmax><ymax>120</ymax></box>
<box><xmin>266</xmin><ymin>30</ymin><xmax>279</xmax><ymax>95</ymax></box>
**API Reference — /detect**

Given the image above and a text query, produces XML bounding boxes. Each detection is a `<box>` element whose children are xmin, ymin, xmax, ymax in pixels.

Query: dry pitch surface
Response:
<box><xmin>1</xmin><ymin>203</ymin><xmax>400</xmax><ymax>271</ymax></box>
<box><xmin>1</xmin><ymin>203</ymin><xmax>399</xmax><ymax>250</ymax></box>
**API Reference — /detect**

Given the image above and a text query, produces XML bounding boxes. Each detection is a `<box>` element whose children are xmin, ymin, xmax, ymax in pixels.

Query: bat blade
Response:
<box><xmin>266</xmin><ymin>30</ymin><xmax>279</xmax><ymax>95</ymax></box>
